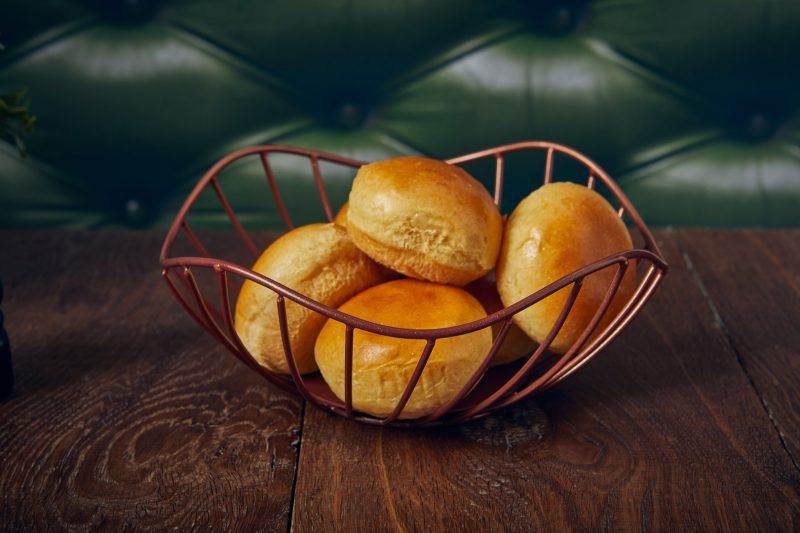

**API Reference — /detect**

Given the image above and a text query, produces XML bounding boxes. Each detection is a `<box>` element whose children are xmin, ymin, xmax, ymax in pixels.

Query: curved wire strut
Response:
<box><xmin>160</xmin><ymin>141</ymin><xmax>668</xmax><ymax>427</ymax></box>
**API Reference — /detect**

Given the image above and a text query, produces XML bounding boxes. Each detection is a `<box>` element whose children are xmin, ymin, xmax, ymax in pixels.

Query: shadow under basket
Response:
<box><xmin>159</xmin><ymin>141</ymin><xmax>668</xmax><ymax>427</ymax></box>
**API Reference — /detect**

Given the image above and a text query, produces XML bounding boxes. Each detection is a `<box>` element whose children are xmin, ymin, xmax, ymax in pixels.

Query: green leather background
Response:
<box><xmin>1</xmin><ymin>0</ymin><xmax>798</xmax><ymax>228</ymax></box>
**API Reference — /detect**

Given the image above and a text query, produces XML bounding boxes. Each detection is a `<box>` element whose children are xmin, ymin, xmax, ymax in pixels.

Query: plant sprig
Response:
<box><xmin>0</xmin><ymin>42</ymin><xmax>36</xmax><ymax>157</ymax></box>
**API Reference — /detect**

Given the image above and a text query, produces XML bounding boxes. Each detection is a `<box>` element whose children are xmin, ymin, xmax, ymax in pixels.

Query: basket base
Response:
<box><xmin>302</xmin><ymin>358</ymin><xmax>530</xmax><ymax>423</ymax></box>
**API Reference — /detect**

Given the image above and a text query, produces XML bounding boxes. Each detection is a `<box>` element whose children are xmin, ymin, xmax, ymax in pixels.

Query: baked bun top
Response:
<box><xmin>234</xmin><ymin>223</ymin><xmax>387</xmax><ymax>374</ymax></box>
<box><xmin>497</xmin><ymin>182</ymin><xmax>635</xmax><ymax>353</ymax></box>
<box><xmin>347</xmin><ymin>156</ymin><xmax>503</xmax><ymax>285</ymax></box>
<box><xmin>330</xmin><ymin>278</ymin><xmax>488</xmax><ymax>332</ymax></box>
<box><xmin>314</xmin><ymin>279</ymin><xmax>492</xmax><ymax>418</ymax></box>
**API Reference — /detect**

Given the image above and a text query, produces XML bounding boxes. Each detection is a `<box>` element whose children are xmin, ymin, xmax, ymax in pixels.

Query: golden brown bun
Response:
<box><xmin>235</xmin><ymin>223</ymin><xmax>388</xmax><ymax>374</ymax></box>
<box><xmin>315</xmin><ymin>279</ymin><xmax>492</xmax><ymax>419</ymax></box>
<box><xmin>497</xmin><ymin>182</ymin><xmax>635</xmax><ymax>354</ymax></box>
<box><xmin>466</xmin><ymin>274</ymin><xmax>534</xmax><ymax>365</ymax></box>
<box><xmin>334</xmin><ymin>201</ymin><xmax>349</xmax><ymax>227</ymax></box>
<box><xmin>347</xmin><ymin>156</ymin><xmax>503</xmax><ymax>286</ymax></box>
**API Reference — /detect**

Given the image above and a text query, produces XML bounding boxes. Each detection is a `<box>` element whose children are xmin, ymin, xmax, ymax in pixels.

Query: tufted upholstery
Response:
<box><xmin>1</xmin><ymin>0</ymin><xmax>799</xmax><ymax>228</ymax></box>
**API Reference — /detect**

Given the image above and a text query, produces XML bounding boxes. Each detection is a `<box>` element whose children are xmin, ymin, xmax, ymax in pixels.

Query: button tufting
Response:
<box><xmin>124</xmin><ymin>198</ymin><xmax>148</xmax><ymax>226</ymax></box>
<box><xmin>745</xmin><ymin>113</ymin><xmax>774</xmax><ymax>140</ymax></box>
<box><xmin>337</xmin><ymin>103</ymin><xmax>365</xmax><ymax>129</ymax></box>
<box><xmin>547</xmin><ymin>6</ymin><xmax>574</xmax><ymax>35</ymax></box>
<box><xmin>516</xmin><ymin>1</ymin><xmax>581</xmax><ymax>36</ymax></box>
<box><xmin>2</xmin><ymin>1</ymin><xmax>800</xmax><ymax>229</ymax></box>
<box><xmin>92</xmin><ymin>0</ymin><xmax>160</xmax><ymax>23</ymax></box>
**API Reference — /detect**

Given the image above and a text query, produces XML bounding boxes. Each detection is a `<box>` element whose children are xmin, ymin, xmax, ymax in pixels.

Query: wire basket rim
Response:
<box><xmin>160</xmin><ymin>140</ymin><xmax>667</xmax><ymax>339</ymax></box>
<box><xmin>159</xmin><ymin>140</ymin><xmax>668</xmax><ymax>426</ymax></box>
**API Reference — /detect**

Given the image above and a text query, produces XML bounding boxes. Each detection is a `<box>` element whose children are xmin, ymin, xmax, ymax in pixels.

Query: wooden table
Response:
<box><xmin>0</xmin><ymin>230</ymin><xmax>798</xmax><ymax>531</ymax></box>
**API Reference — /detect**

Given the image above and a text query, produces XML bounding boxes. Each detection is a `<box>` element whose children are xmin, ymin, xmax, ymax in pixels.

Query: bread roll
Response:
<box><xmin>235</xmin><ymin>223</ymin><xmax>387</xmax><ymax>374</ymax></box>
<box><xmin>347</xmin><ymin>156</ymin><xmax>502</xmax><ymax>286</ymax></box>
<box><xmin>315</xmin><ymin>279</ymin><xmax>492</xmax><ymax>419</ymax></box>
<box><xmin>334</xmin><ymin>201</ymin><xmax>349</xmax><ymax>227</ymax></box>
<box><xmin>497</xmin><ymin>182</ymin><xmax>635</xmax><ymax>354</ymax></box>
<box><xmin>466</xmin><ymin>275</ymin><xmax>534</xmax><ymax>365</ymax></box>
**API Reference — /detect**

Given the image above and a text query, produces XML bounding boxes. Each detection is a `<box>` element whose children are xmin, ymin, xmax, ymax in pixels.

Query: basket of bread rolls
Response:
<box><xmin>160</xmin><ymin>141</ymin><xmax>667</xmax><ymax>427</ymax></box>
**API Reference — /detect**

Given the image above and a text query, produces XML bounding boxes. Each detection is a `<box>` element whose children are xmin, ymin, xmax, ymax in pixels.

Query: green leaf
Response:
<box><xmin>0</xmin><ymin>44</ymin><xmax>35</xmax><ymax>157</ymax></box>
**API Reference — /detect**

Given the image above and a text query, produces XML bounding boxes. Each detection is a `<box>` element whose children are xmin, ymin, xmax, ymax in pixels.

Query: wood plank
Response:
<box><xmin>0</xmin><ymin>231</ymin><xmax>302</xmax><ymax>530</ymax></box>
<box><xmin>291</xmin><ymin>229</ymin><xmax>800</xmax><ymax>532</ymax></box>
<box><xmin>676</xmin><ymin>229</ymin><xmax>800</xmax><ymax>466</ymax></box>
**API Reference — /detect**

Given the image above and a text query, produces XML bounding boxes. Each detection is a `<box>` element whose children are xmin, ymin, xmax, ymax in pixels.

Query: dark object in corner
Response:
<box><xmin>0</xmin><ymin>278</ymin><xmax>12</xmax><ymax>399</ymax></box>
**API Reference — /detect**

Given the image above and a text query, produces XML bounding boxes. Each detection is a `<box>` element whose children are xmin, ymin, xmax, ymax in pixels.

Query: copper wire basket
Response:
<box><xmin>159</xmin><ymin>141</ymin><xmax>668</xmax><ymax>427</ymax></box>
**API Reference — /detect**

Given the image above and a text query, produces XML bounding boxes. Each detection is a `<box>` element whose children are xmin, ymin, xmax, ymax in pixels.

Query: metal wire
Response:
<box><xmin>160</xmin><ymin>142</ymin><xmax>668</xmax><ymax>427</ymax></box>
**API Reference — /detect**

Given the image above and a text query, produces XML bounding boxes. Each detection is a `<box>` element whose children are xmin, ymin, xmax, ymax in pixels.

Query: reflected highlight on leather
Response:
<box><xmin>1</xmin><ymin>0</ymin><xmax>798</xmax><ymax>228</ymax></box>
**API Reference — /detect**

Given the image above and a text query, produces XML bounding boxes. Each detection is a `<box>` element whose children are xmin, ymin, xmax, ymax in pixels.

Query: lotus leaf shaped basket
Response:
<box><xmin>159</xmin><ymin>141</ymin><xmax>668</xmax><ymax>427</ymax></box>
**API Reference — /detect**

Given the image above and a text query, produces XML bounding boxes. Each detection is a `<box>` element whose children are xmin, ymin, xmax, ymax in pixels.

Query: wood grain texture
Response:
<box><xmin>676</xmin><ymin>229</ymin><xmax>800</xmax><ymax>467</ymax></box>
<box><xmin>0</xmin><ymin>231</ymin><xmax>302</xmax><ymax>531</ymax></box>
<box><xmin>291</xmin><ymin>230</ymin><xmax>800</xmax><ymax>532</ymax></box>
<box><xmin>2</xmin><ymin>230</ymin><xmax>800</xmax><ymax>532</ymax></box>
